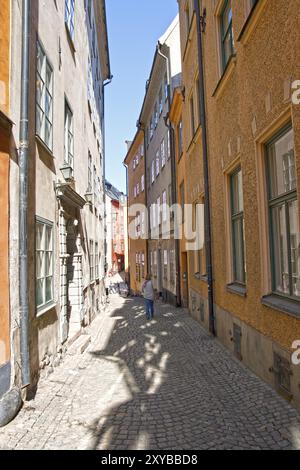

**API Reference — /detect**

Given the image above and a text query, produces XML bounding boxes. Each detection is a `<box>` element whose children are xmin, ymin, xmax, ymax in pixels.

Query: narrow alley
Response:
<box><xmin>1</xmin><ymin>294</ymin><xmax>300</xmax><ymax>451</ymax></box>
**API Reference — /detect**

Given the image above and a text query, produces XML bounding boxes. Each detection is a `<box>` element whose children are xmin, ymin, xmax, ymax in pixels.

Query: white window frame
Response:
<box><xmin>36</xmin><ymin>40</ymin><xmax>53</xmax><ymax>150</ymax></box>
<box><xmin>36</xmin><ymin>217</ymin><xmax>54</xmax><ymax>313</ymax></box>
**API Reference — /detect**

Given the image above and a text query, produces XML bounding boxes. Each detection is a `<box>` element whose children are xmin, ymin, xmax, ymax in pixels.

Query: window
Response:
<box><xmin>90</xmin><ymin>240</ymin><xmax>95</xmax><ymax>281</ymax></box>
<box><xmin>167</xmin><ymin>130</ymin><xmax>171</xmax><ymax>160</ymax></box>
<box><xmin>185</xmin><ymin>1</ymin><xmax>191</xmax><ymax>37</ymax></box>
<box><xmin>141</xmin><ymin>253</ymin><xmax>145</xmax><ymax>279</ymax></box>
<box><xmin>159</xmin><ymin>87</ymin><xmax>163</xmax><ymax>115</ymax></box>
<box><xmin>88</xmin><ymin>152</ymin><xmax>92</xmax><ymax>192</ymax></box>
<box><xmin>141</xmin><ymin>175</ymin><xmax>145</xmax><ymax>192</ymax></box>
<box><xmin>162</xmin><ymin>190</ymin><xmax>167</xmax><ymax>223</ymax></box>
<box><xmin>36</xmin><ymin>41</ymin><xmax>53</xmax><ymax>150</ymax></box>
<box><xmin>230</xmin><ymin>168</ymin><xmax>246</xmax><ymax>284</ymax></box>
<box><xmin>137</xmin><ymin>182</ymin><xmax>140</xmax><ymax>196</ymax></box>
<box><xmin>36</xmin><ymin>219</ymin><xmax>54</xmax><ymax>310</ymax></box>
<box><xmin>221</xmin><ymin>0</ymin><xmax>234</xmax><ymax>70</ymax></box>
<box><xmin>164</xmin><ymin>73</ymin><xmax>168</xmax><ymax>101</ymax></box>
<box><xmin>178</xmin><ymin>119</ymin><xmax>183</xmax><ymax>157</ymax></box>
<box><xmin>157</xmin><ymin>197</ymin><xmax>161</xmax><ymax>227</ymax></box>
<box><xmin>150</xmin><ymin>115</ymin><xmax>154</xmax><ymax>140</ymax></box>
<box><xmin>180</xmin><ymin>183</ymin><xmax>185</xmax><ymax>223</ymax></box>
<box><xmin>154</xmin><ymin>102</ymin><xmax>158</xmax><ymax>128</ymax></box>
<box><xmin>140</xmin><ymin>144</ymin><xmax>144</xmax><ymax>157</ymax></box>
<box><xmin>151</xmin><ymin>161</ymin><xmax>155</xmax><ymax>184</ymax></box>
<box><xmin>64</xmin><ymin>101</ymin><xmax>74</xmax><ymax>172</ymax></box>
<box><xmin>95</xmin><ymin>242</ymin><xmax>99</xmax><ymax>279</ymax></box>
<box><xmin>156</xmin><ymin>151</ymin><xmax>160</xmax><ymax>177</ymax></box>
<box><xmin>161</xmin><ymin>140</ymin><xmax>166</xmax><ymax>168</ymax></box>
<box><xmin>266</xmin><ymin>126</ymin><xmax>299</xmax><ymax>298</ymax></box>
<box><xmin>136</xmin><ymin>253</ymin><xmax>140</xmax><ymax>281</ymax></box>
<box><xmin>196</xmin><ymin>77</ymin><xmax>201</xmax><ymax>128</ymax></box>
<box><xmin>65</xmin><ymin>0</ymin><xmax>75</xmax><ymax>40</ymax></box>
<box><xmin>136</xmin><ymin>154</ymin><xmax>139</xmax><ymax>166</ymax></box>
<box><xmin>170</xmin><ymin>250</ymin><xmax>175</xmax><ymax>286</ymax></box>
<box><xmin>189</xmin><ymin>94</ymin><xmax>195</xmax><ymax>138</ymax></box>
<box><xmin>87</xmin><ymin>0</ymin><xmax>92</xmax><ymax>24</ymax></box>
<box><xmin>163</xmin><ymin>250</ymin><xmax>168</xmax><ymax>281</ymax></box>
<box><xmin>193</xmin><ymin>199</ymin><xmax>207</xmax><ymax>277</ymax></box>
<box><xmin>133</xmin><ymin>186</ymin><xmax>137</xmax><ymax>198</ymax></box>
<box><xmin>93</xmin><ymin>165</ymin><xmax>97</xmax><ymax>201</ymax></box>
<box><xmin>141</xmin><ymin>211</ymin><xmax>145</xmax><ymax>235</ymax></box>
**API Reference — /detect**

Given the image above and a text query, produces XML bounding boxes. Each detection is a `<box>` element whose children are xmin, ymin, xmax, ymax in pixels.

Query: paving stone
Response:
<box><xmin>0</xmin><ymin>295</ymin><xmax>300</xmax><ymax>450</ymax></box>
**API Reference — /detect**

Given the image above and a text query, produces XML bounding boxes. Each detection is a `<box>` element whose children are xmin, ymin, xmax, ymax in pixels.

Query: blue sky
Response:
<box><xmin>104</xmin><ymin>0</ymin><xmax>179</xmax><ymax>193</ymax></box>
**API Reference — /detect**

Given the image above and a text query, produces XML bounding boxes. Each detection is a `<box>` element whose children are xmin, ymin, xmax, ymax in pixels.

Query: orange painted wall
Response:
<box><xmin>0</xmin><ymin>0</ymin><xmax>10</xmax><ymax>114</ymax></box>
<box><xmin>0</xmin><ymin>0</ymin><xmax>10</xmax><ymax>366</ymax></box>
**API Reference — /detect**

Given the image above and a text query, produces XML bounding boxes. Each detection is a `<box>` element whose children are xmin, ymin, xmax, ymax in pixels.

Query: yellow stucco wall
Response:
<box><xmin>178</xmin><ymin>0</ymin><xmax>300</xmax><ymax>351</ymax></box>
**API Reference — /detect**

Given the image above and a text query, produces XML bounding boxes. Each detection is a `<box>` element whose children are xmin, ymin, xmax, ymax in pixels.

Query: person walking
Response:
<box><xmin>142</xmin><ymin>274</ymin><xmax>155</xmax><ymax>321</ymax></box>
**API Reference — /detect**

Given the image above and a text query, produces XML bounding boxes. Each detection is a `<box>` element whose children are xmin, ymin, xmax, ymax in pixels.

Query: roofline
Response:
<box><xmin>123</xmin><ymin>127</ymin><xmax>144</xmax><ymax>166</ymax></box>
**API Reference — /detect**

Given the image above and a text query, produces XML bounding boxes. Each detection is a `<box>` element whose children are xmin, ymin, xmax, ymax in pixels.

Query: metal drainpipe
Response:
<box><xmin>157</xmin><ymin>43</ymin><xmax>181</xmax><ymax>307</ymax></box>
<box><xmin>103</xmin><ymin>77</ymin><xmax>113</xmax><ymax>276</ymax></box>
<box><xmin>194</xmin><ymin>0</ymin><xmax>216</xmax><ymax>336</ymax></box>
<box><xmin>19</xmin><ymin>0</ymin><xmax>31</xmax><ymax>387</ymax></box>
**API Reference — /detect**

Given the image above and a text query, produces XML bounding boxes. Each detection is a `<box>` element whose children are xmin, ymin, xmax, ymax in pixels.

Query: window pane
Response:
<box><xmin>36</xmin><ymin>251</ymin><xmax>44</xmax><ymax>278</ymax></box>
<box><xmin>233</xmin><ymin>218</ymin><xmax>245</xmax><ymax>283</ymax></box>
<box><xmin>232</xmin><ymin>169</ymin><xmax>243</xmax><ymax>214</ymax></box>
<box><xmin>268</xmin><ymin>128</ymin><xmax>295</xmax><ymax>198</ymax></box>
<box><xmin>45</xmin><ymin>277</ymin><xmax>53</xmax><ymax>303</ymax></box>
<box><xmin>289</xmin><ymin>200</ymin><xmax>300</xmax><ymax>297</ymax></box>
<box><xmin>36</xmin><ymin>223</ymin><xmax>44</xmax><ymax>250</ymax></box>
<box><xmin>222</xmin><ymin>1</ymin><xmax>232</xmax><ymax>34</ymax></box>
<box><xmin>36</xmin><ymin>278</ymin><xmax>44</xmax><ymax>307</ymax></box>
<box><xmin>271</xmin><ymin>204</ymin><xmax>290</xmax><ymax>295</ymax></box>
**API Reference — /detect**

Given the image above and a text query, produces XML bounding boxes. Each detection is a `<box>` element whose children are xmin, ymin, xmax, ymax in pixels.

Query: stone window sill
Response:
<box><xmin>262</xmin><ymin>294</ymin><xmax>300</xmax><ymax>319</ymax></box>
<box><xmin>212</xmin><ymin>54</ymin><xmax>237</xmax><ymax>100</ymax></box>
<box><xmin>36</xmin><ymin>134</ymin><xmax>54</xmax><ymax>157</ymax></box>
<box><xmin>227</xmin><ymin>283</ymin><xmax>247</xmax><ymax>298</ymax></box>
<box><xmin>36</xmin><ymin>301</ymin><xmax>57</xmax><ymax>318</ymax></box>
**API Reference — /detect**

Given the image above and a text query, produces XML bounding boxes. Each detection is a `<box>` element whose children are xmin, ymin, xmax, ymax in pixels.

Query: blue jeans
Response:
<box><xmin>145</xmin><ymin>299</ymin><xmax>154</xmax><ymax>320</ymax></box>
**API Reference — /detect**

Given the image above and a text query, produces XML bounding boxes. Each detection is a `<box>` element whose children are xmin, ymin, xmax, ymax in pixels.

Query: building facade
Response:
<box><xmin>105</xmin><ymin>181</ymin><xmax>126</xmax><ymax>275</ymax></box>
<box><xmin>178</xmin><ymin>0</ymin><xmax>300</xmax><ymax>406</ymax></box>
<box><xmin>139</xmin><ymin>16</ymin><xmax>181</xmax><ymax>306</ymax></box>
<box><xmin>2</xmin><ymin>0</ymin><xmax>111</xmax><ymax>417</ymax></box>
<box><xmin>124</xmin><ymin>129</ymin><xmax>148</xmax><ymax>295</ymax></box>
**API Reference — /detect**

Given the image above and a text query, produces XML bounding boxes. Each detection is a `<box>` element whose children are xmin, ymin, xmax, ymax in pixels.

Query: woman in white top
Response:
<box><xmin>142</xmin><ymin>274</ymin><xmax>155</xmax><ymax>321</ymax></box>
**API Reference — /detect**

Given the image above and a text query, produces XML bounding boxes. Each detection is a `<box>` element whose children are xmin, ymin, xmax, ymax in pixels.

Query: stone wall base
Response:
<box><xmin>189</xmin><ymin>287</ymin><xmax>300</xmax><ymax>409</ymax></box>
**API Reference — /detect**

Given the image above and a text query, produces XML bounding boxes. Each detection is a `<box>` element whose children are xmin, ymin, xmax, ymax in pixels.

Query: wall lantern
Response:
<box><xmin>60</xmin><ymin>163</ymin><xmax>73</xmax><ymax>181</ymax></box>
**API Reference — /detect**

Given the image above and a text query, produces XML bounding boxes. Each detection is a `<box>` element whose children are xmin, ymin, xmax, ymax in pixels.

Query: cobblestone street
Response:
<box><xmin>1</xmin><ymin>295</ymin><xmax>300</xmax><ymax>450</ymax></box>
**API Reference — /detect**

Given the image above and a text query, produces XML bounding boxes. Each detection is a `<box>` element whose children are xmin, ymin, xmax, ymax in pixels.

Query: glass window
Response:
<box><xmin>190</xmin><ymin>94</ymin><xmax>195</xmax><ymax>138</ymax></box>
<box><xmin>161</xmin><ymin>140</ymin><xmax>166</xmax><ymax>168</ymax></box>
<box><xmin>162</xmin><ymin>190</ymin><xmax>167</xmax><ymax>223</ymax></box>
<box><xmin>221</xmin><ymin>0</ymin><xmax>234</xmax><ymax>70</ymax></box>
<box><xmin>36</xmin><ymin>219</ymin><xmax>54</xmax><ymax>310</ymax></box>
<box><xmin>65</xmin><ymin>0</ymin><xmax>75</xmax><ymax>39</ymax></box>
<box><xmin>90</xmin><ymin>240</ymin><xmax>94</xmax><ymax>281</ymax></box>
<box><xmin>95</xmin><ymin>242</ymin><xmax>99</xmax><ymax>279</ymax></box>
<box><xmin>230</xmin><ymin>168</ymin><xmax>246</xmax><ymax>284</ymax></box>
<box><xmin>178</xmin><ymin>119</ymin><xmax>183</xmax><ymax>157</ymax></box>
<box><xmin>151</xmin><ymin>161</ymin><xmax>155</xmax><ymax>184</ymax></box>
<box><xmin>36</xmin><ymin>41</ymin><xmax>53</xmax><ymax>150</ymax></box>
<box><xmin>267</xmin><ymin>127</ymin><xmax>299</xmax><ymax>298</ymax></box>
<box><xmin>156</xmin><ymin>151</ymin><xmax>160</xmax><ymax>177</ymax></box>
<box><xmin>64</xmin><ymin>101</ymin><xmax>74</xmax><ymax>172</ymax></box>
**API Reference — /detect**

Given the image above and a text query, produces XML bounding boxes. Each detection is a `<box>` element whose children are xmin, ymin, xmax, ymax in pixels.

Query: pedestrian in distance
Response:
<box><xmin>142</xmin><ymin>274</ymin><xmax>155</xmax><ymax>321</ymax></box>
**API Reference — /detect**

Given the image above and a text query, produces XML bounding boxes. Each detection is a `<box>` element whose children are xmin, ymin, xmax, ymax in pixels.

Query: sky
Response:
<box><xmin>104</xmin><ymin>0</ymin><xmax>179</xmax><ymax>194</ymax></box>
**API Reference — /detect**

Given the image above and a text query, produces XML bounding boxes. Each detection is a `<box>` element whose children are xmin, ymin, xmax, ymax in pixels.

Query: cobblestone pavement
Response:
<box><xmin>1</xmin><ymin>295</ymin><xmax>300</xmax><ymax>450</ymax></box>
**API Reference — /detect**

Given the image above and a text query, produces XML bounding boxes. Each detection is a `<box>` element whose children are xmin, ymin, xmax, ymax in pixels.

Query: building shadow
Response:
<box><xmin>82</xmin><ymin>297</ymin><xmax>300</xmax><ymax>450</ymax></box>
